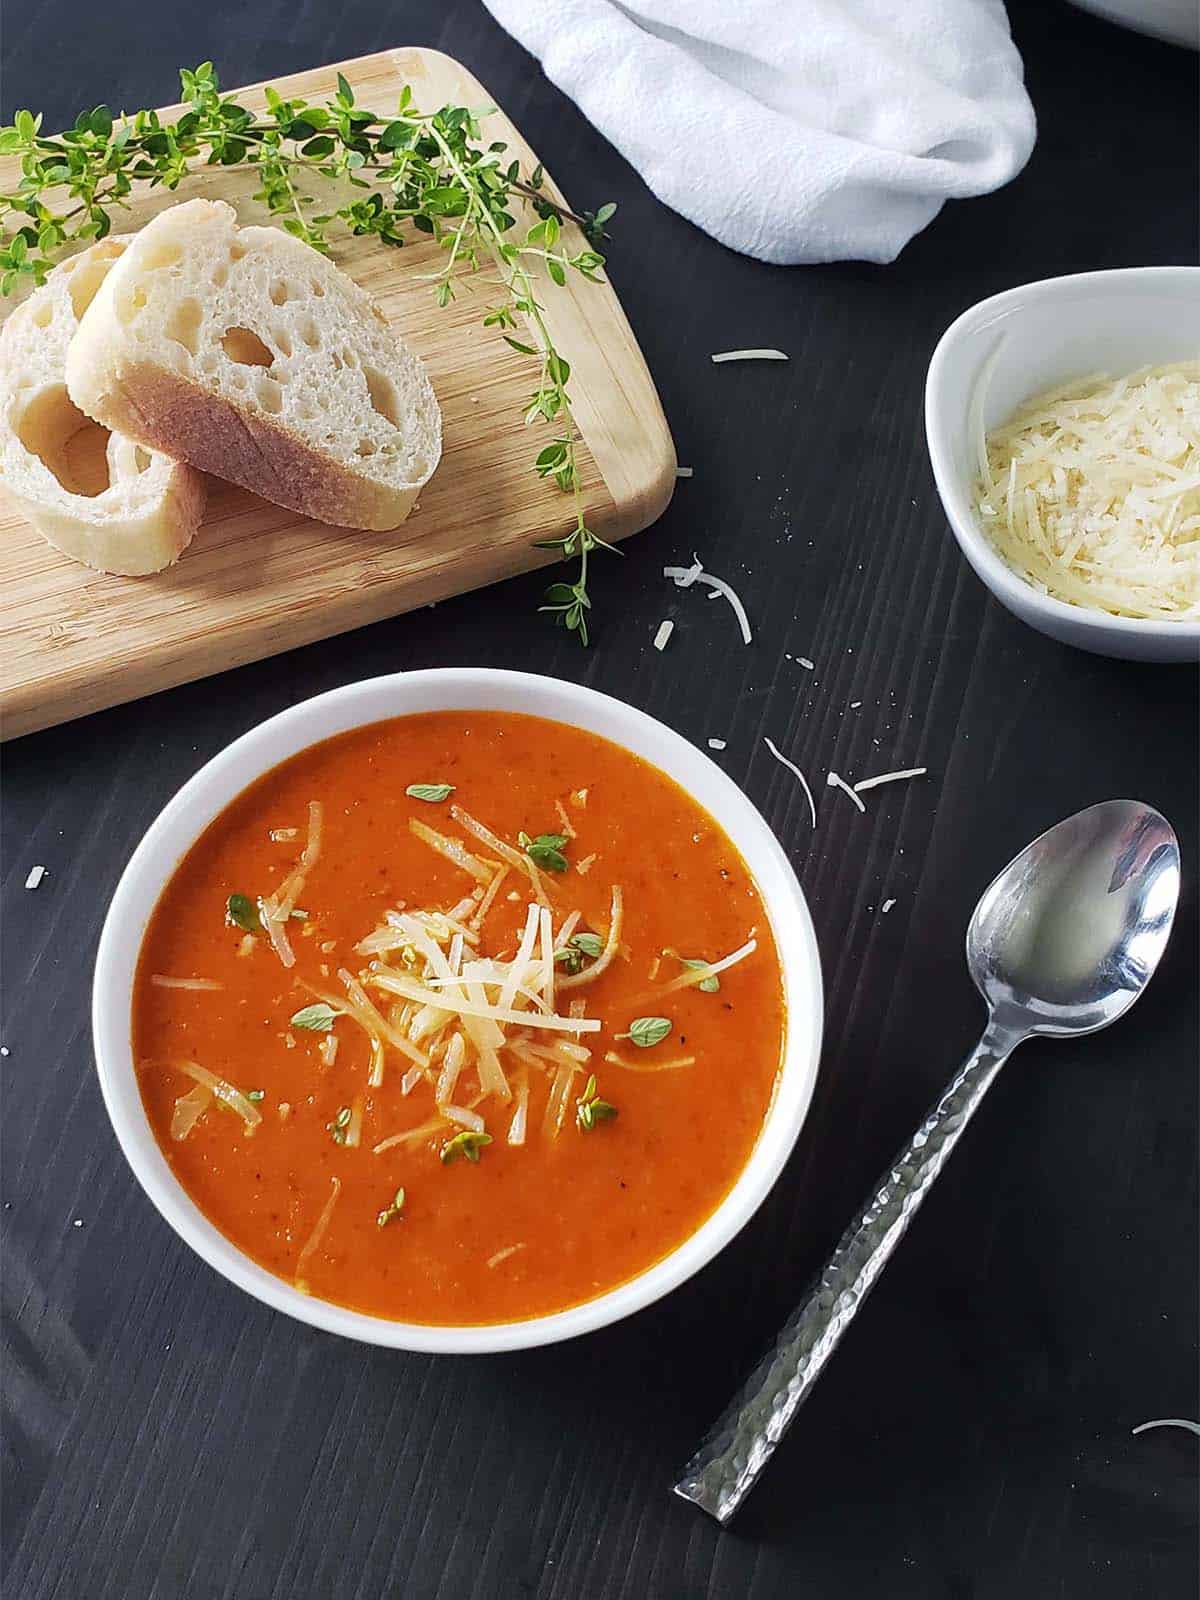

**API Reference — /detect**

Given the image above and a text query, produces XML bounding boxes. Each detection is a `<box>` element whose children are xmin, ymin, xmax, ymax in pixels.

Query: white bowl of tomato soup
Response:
<box><xmin>93</xmin><ymin>670</ymin><xmax>823</xmax><ymax>1352</ymax></box>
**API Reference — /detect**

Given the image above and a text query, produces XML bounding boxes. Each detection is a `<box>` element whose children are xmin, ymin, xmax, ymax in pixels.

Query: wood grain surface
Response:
<box><xmin>0</xmin><ymin>48</ymin><xmax>674</xmax><ymax>740</ymax></box>
<box><xmin>1</xmin><ymin>4</ymin><xmax>1197</xmax><ymax>1599</ymax></box>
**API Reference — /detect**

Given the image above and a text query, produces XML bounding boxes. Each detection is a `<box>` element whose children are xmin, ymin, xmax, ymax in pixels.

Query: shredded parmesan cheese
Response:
<box><xmin>881</xmin><ymin>898</ymin><xmax>896</xmax><ymax>914</ymax></box>
<box><xmin>487</xmin><ymin>1243</ymin><xmax>526</xmax><ymax>1268</ymax></box>
<box><xmin>294</xmin><ymin>1176</ymin><xmax>341</xmax><ymax>1292</ymax></box>
<box><xmin>826</xmin><ymin>771</ymin><xmax>866</xmax><ymax>812</ymax></box>
<box><xmin>763</xmin><ymin>737</ymin><xmax>817</xmax><ymax>829</ymax></box>
<box><xmin>24</xmin><ymin>865</ymin><xmax>46</xmax><ymax>890</ymax></box>
<box><xmin>665</xmin><ymin>560</ymin><xmax>752</xmax><ymax>643</ymax></box>
<box><xmin>675</xmin><ymin>466</ymin><xmax>693</xmax><ymax>478</ymax></box>
<box><xmin>853</xmin><ymin>767</ymin><xmax>927</xmax><ymax>794</ymax></box>
<box><xmin>150</xmin><ymin>975</ymin><xmax>223</xmax><ymax>991</ymax></box>
<box><xmin>710</xmin><ymin>349</ymin><xmax>788</xmax><ymax>363</ymax></box>
<box><xmin>653</xmin><ymin>619</ymin><xmax>674</xmax><ymax>651</ymax></box>
<box><xmin>974</xmin><ymin>361</ymin><xmax>1200</xmax><ymax>619</ymax></box>
<box><xmin>707</xmin><ymin>738</ymin><xmax>727</xmax><ymax>751</ymax></box>
<box><xmin>605</xmin><ymin>1050</ymin><xmax>696</xmax><ymax>1072</ymax></box>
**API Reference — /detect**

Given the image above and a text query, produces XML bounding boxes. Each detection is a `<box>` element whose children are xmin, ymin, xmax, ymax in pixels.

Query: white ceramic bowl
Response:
<box><xmin>93</xmin><ymin>670</ymin><xmax>823</xmax><ymax>1353</ymax></box>
<box><xmin>925</xmin><ymin>267</ymin><xmax>1200</xmax><ymax>663</ymax></box>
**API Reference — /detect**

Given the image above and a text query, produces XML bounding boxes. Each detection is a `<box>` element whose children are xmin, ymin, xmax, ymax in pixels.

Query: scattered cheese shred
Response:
<box><xmin>665</xmin><ymin>560</ymin><xmax>752</xmax><ymax>643</ymax></box>
<box><xmin>24</xmin><ymin>866</ymin><xmax>46</xmax><ymax>890</ymax></box>
<box><xmin>605</xmin><ymin>1050</ymin><xmax>696</xmax><ymax>1073</ymax></box>
<box><xmin>653</xmin><ymin>619</ymin><xmax>674</xmax><ymax>651</ymax></box>
<box><xmin>150</xmin><ymin>975</ymin><xmax>223</xmax><ymax>991</ymax></box>
<box><xmin>294</xmin><ymin>1176</ymin><xmax>341</xmax><ymax>1293</ymax></box>
<box><xmin>487</xmin><ymin>1243</ymin><xmax>526</xmax><ymax>1268</ymax></box>
<box><xmin>826</xmin><ymin>771</ymin><xmax>867</xmax><ymax>813</ymax></box>
<box><xmin>649</xmin><ymin>937</ymin><xmax>757</xmax><ymax>998</ymax></box>
<box><xmin>853</xmin><ymin>767</ymin><xmax>928</xmax><ymax>794</ymax></box>
<box><xmin>675</xmin><ymin>466</ymin><xmax>694</xmax><ymax>478</ymax></box>
<box><xmin>881</xmin><ymin>898</ymin><xmax>897</xmax><ymax>914</ymax></box>
<box><xmin>707</xmin><ymin>738</ymin><xmax>727</xmax><ymax>751</ymax></box>
<box><xmin>763</xmin><ymin>737</ymin><xmax>817</xmax><ymax>829</ymax></box>
<box><xmin>710</xmin><ymin>349</ymin><xmax>788</xmax><ymax>363</ymax></box>
<box><xmin>974</xmin><ymin>361</ymin><xmax>1200</xmax><ymax>619</ymax></box>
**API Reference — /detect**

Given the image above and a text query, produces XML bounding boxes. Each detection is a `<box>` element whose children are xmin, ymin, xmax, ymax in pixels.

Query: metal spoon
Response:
<box><xmin>674</xmin><ymin>800</ymin><xmax>1180</xmax><ymax>1524</ymax></box>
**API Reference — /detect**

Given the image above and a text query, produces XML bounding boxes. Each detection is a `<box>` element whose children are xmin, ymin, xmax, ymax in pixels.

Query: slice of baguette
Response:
<box><xmin>67</xmin><ymin>199</ymin><xmax>441</xmax><ymax>531</ymax></box>
<box><xmin>0</xmin><ymin>237</ymin><xmax>205</xmax><ymax>575</ymax></box>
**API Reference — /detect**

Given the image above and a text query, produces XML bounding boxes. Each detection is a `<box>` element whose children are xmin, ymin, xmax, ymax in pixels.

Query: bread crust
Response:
<box><xmin>102</xmin><ymin>360</ymin><xmax>418</xmax><ymax>531</ymax></box>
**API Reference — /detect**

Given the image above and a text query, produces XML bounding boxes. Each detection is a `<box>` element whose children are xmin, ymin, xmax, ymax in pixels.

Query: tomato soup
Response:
<box><xmin>133</xmin><ymin>712</ymin><xmax>785</xmax><ymax>1324</ymax></box>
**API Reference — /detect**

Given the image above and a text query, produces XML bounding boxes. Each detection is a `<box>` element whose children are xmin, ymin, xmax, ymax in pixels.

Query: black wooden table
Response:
<box><xmin>3</xmin><ymin>4</ymin><xmax>1197</xmax><ymax>1595</ymax></box>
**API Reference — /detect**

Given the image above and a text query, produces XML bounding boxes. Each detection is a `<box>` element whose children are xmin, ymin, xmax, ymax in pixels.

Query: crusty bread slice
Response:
<box><xmin>67</xmin><ymin>199</ymin><xmax>441</xmax><ymax>531</ymax></box>
<box><xmin>0</xmin><ymin>237</ymin><xmax>205</xmax><ymax>575</ymax></box>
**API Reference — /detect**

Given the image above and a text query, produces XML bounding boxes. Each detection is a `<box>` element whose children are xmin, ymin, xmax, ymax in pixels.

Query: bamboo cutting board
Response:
<box><xmin>0</xmin><ymin>49</ymin><xmax>675</xmax><ymax>740</ymax></box>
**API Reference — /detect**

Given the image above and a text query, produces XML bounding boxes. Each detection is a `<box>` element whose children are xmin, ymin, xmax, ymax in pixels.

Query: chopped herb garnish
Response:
<box><xmin>376</xmin><ymin>1187</ymin><xmax>406</xmax><ymax>1228</ymax></box>
<box><xmin>680</xmin><ymin>957</ymin><xmax>720</xmax><ymax>993</ymax></box>
<box><xmin>406</xmin><ymin>783</ymin><xmax>455</xmax><ymax>803</ymax></box>
<box><xmin>246</xmin><ymin>1089</ymin><xmax>266</xmax><ymax>1103</ymax></box>
<box><xmin>441</xmin><ymin>1130</ymin><xmax>493</xmax><ymax>1165</ymax></box>
<box><xmin>518</xmin><ymin>831</ymin><xmax>569</xmax><ymax>872</ymax></box>
<box><xmin>617</xmin><ymin>1015</ymin><xmax>672</xmax><ymax>1048</ymax></box>
<box><xmin>554</xmin><ymin>929</ymin><xmax>604</xmax><ymax>974</ymax></box>
<box><xmin>290</xmin><ymin>1002</ymin><xmax>337</xmax><ymax>1032</ymax></box>
<box><xmin>289</xmin><ymin>908</ymin><xmax>309</xmax><ymax>921</ymax></box>
<box><xmin>226</xmin><ymin>893</ymin><xmax>261</xmax><ymax>933</ymax></box>
<box><xmin>576</xmin><ymin>1074</ymin><xmax>617</xmax><ymax>1132</ymax></box>
<box><xmin>328</xmin><ymin>1105</ymin><xmax>352</xmax><ymax>1145</ymax></box>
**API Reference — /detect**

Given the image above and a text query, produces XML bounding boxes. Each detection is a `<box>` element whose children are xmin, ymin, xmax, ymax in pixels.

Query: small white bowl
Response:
<box><xmin>93</xmin><ymin>670</ymin><xmax>823</xmax><ymax>1353</ymax></box>
<box><xmin>925</xmin><ymin>267</ymin><xmax>1200</xmax><ymax>663</ymax></box>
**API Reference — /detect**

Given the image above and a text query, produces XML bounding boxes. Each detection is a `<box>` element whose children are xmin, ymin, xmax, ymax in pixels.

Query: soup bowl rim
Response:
<box><xmin>93</xmin><ymin>668</ymin><xmax>823</xmax><ymax>1352</ymax></box>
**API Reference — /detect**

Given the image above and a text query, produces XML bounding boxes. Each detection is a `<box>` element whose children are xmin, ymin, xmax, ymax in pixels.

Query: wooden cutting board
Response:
<box><xmin>0</xmin><ymin>48</ymin><xmax>675</xmax><ymax>740</ymax></box>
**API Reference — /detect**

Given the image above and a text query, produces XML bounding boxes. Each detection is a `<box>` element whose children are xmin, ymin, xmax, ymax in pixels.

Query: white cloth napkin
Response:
<box><xmin>481</xmin><ymin>0</ymin><xmax>1037</xmax><ymax>264</ymax></box>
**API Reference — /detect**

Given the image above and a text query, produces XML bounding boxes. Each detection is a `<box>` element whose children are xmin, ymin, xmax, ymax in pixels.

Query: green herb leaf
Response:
<box><xmin>226</xmin><ymin>892</ymin><xmax>262</xmax><ymax>933</ymax></box>
<box><xmin>681</xmin><ymin>957</ymin><xmax>720</xmax><ymax>993</ymax></box>
<box><xmin>617</xmin><ymin>1016</ymin><xmax>672</xmax><ymax>1049</ymax></box>
<box><xmin>327</xmin><ymin>1104</ymin><xmax>352</xmax><ymax>1145</ymax></box>
<box><xmin>517</xmin><ymin>831</ymin><xmax>569</xmax><ymax>872</ymax></box>
<box><xmin>377</xmin><ymin>1186</ymin><xmax>406</xmax><ymax>1227</ymax></box>
<box><xmin>572</xmin><ymin>931</ymin><xmax>604</xmax><ymax>959</ymax></box>
<box><xmin>246</xmin><ymin>1088</ymin><xmax>266</xmax><ymax>1102</ymax></box>
<box><xmin>441</xmin><ymin>1129</ymin><xmax>493</xmax><ymax>1165</ymax></box>
<box><xmin>290</xmin><ymin>1002</ymin><xmax>337</xmax><ymax>1032</ymax></box>
<box><xmin>405</xmin><ymin>782</ymin><xmax>455</xmax><ymax>803</ymax></box>
<box><xmin>576</xmin><ymin>1073</ymin><xmax>617</xmax><ymax>1132</ymax></box>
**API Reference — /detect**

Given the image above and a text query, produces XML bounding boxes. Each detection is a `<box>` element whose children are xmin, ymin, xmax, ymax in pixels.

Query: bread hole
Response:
<box><xmin>221</xmin><ymin>326</ymin><xmax>274</xmax><ymax>368</ymax></box>
<box><xmin>341</xmin><ymin>349</ymin><xmax>359</xmax><ymax>368</ymax></box>
<box><xmin>31</xmin><ymin>300</ymin><xmax>53</xmax><ymax>330</ymax></box>
<box><xmin>165</xmin><ymin>298</ymin><xmax>203</xmax><ymax>357</ymax></box>
<box><xmin>355</xmin><ymin>439</ymin><xmax>377</xmax><ymax>456</ymax></box>
<box><xmin>68</xmin><ymin>245</ymin><xmax>126</xmax><ymax>321</ymax></box>
<box><xmin>296</xmin><ymin>316</ymin><xmax>321</xmax><ymax>349</ymax></box>
<box><xmin>229</xmin><ymin>240</ymin><xmax>247</xmax><ymax>262</ymax></box>
<box><xmin>211</xmin><ymin>262</ymin><xmax>229</xmax><ymax>289</ymax></box>
<box><xmin>255</xmin><ymin>376</ymin><xmax>284</xmax><ymax>414</ymax></box>
<box><xmin>273</xmin><ymin>327</ymin><xmax>293</xmax><ymax>359</ymax></box>
<box><xmin>294</xmin><ymin>402</ymin><xmax>315</xmax><ymax>420</ymax></box>
<box><xmin>115</xmin><ymin>284</ymin><xmax>148</xmax><ymax>326</ymax></box>
<box><xmin>133</xmin><ymin>447</ymin><xmax>152</xmax><ymax>473</ymax></box>
<box><xmin>311</xmin><ymin>280</ymin><xmax>325</xmax><ymax>298</ymax></box>
<box><xmin>269</xmin><ymin>279</ymin><xmax>305</xmax><ymax>307</ymax></box>
<box><xmin>331</xmin><ymin>353</ymin><xmax>343</xmax><ymax>372</ymax></box>
<box><xmin>364</xmin><ymin>366</ymin><xmax>401</xmax><ymax>428</ymax></box>
<box><xmin>141</xmin><ymin>237</ymin><xmax>182</xmax><ymax>271</ymax></box>
<box><xmin>15</xmin><ymin>386</ymin><xmax>112</xmax><ymax>497</ymax></box>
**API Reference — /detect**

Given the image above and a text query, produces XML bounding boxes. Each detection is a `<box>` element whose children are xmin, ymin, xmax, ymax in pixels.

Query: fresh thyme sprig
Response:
<box><xmin>0</xmin><ymin>64</ymin><xmax>619</xmax><ymax>641</ymax></box>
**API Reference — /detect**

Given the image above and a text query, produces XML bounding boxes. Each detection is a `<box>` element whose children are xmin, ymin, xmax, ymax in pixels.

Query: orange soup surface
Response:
<box><xmin>133</xmin><ymin>712</ymin><xmax>785</xmax><ymax>1324</ymax></box>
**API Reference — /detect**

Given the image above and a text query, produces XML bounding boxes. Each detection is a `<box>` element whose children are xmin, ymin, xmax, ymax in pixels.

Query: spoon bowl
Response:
<box><xmin>968</xmin><ymin>800</ymin><xmax>1181</xmax><ymax>1038</ymax></box>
